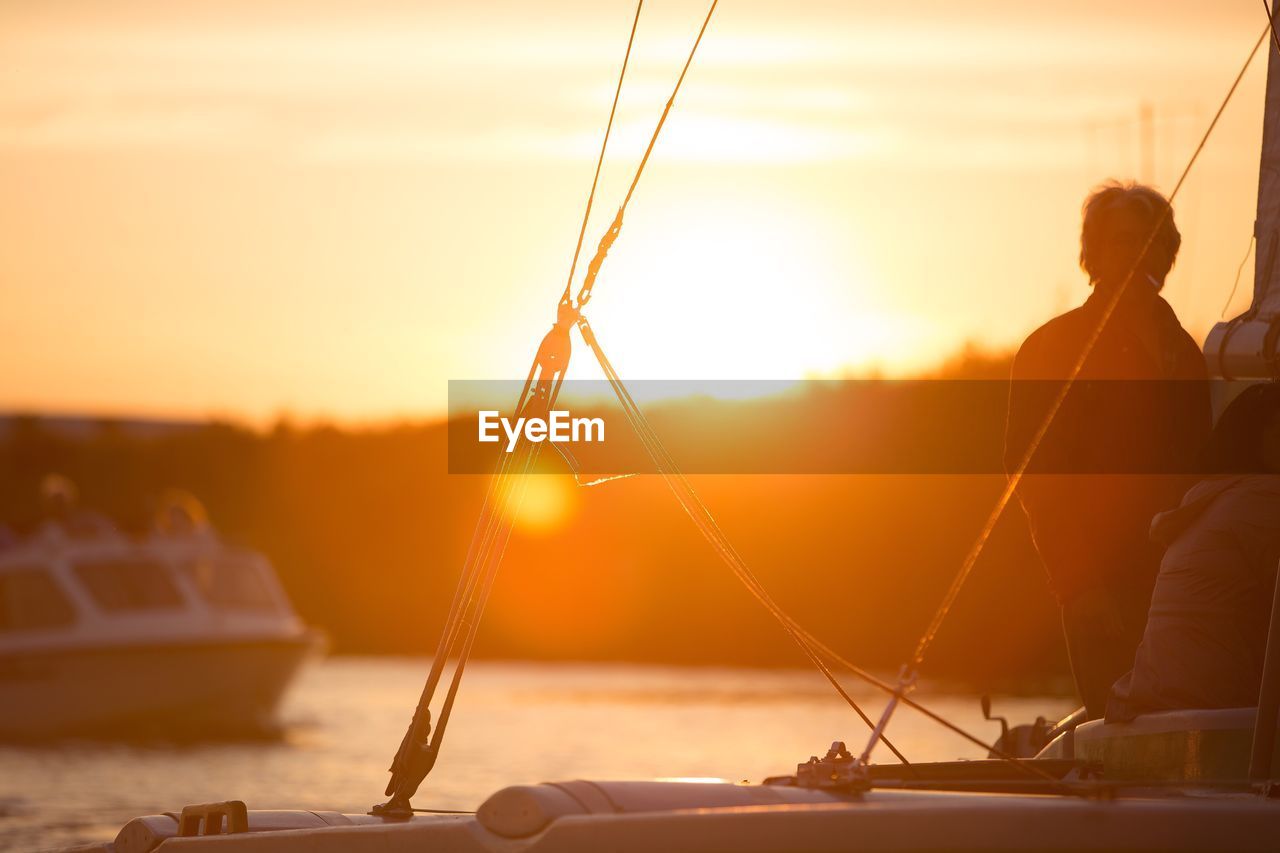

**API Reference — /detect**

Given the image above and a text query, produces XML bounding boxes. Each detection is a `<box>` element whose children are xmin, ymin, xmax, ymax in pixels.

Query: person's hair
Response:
<box><xmin>1079</xmin><ymin>181</ymin><xmax>1181</xmax><ymax>284</ymax></box>
<box><xmin>1204</xmin><ymin>382</ymin><xmax>1280</xmax><ymax>474</ymax></box>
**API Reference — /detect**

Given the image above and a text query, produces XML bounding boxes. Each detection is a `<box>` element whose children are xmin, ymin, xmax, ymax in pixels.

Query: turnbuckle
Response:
<box><xmin>530</xmin><ymin>301</ymin><xmax>579</xmax><ymax>374</ymax></box>
<box><xmin>578</xmin><ymin>206</ymin><xmax>624</xmax><ymax>310</ymax></box>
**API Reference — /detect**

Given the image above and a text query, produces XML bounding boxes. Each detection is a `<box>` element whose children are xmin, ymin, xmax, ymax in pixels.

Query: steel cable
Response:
<box><xmin>579</xmin><ymin>319</ymin><xmax>911</xmax><ymax>764</ymax></box>
<box><xmin>559</xmin><ymin>1</ymin><xmax>644</xmax><ymax>306</ymax></box>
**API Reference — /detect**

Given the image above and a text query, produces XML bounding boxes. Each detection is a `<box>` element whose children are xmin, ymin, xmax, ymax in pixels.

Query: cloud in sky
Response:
<box><xmin>1</xmin><ymin>0</ymin><xmax>1255</xmax><ymax>165</ymax></box>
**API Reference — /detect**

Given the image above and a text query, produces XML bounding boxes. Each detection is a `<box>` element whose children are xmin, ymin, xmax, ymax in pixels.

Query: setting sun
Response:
<box><xmin>565</xmin><ymin>195</ymin><xmax>905</xmax><ymax>381</ymax></box>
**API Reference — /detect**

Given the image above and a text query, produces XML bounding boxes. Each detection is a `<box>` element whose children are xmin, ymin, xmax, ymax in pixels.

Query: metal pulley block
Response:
<box><xmin>795</xmin><ymin>741</ymin><xmax>869</xmax><ymax>790</ymax></box>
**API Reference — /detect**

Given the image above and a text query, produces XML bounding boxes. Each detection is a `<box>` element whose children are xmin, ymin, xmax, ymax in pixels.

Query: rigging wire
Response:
<box><xmin>579</xmin><ymin>319</ymin><xmax>1069</xmax><ymax>781</ymax></box>
<box><xmin>559</xmin><ymin>1</ymin><xmax>644</xmax><ymax>307</ymax></box>
<box><xmin>566</xmin><ymin>15</ymin><xmax>1272</xmax><ymax>778</ymax></box>
<box><xmin>554</xmin><ymin>0</ymin><xmax>911</xmax><ymax>760</ymax></box>
<box><xmin>573</xmin><ymin>1</ymin><xmax>719</xmax><ymax>311</ymax></box>
<box><xmin>383</xmin><ymin>429</ymin><xmax>542</xmax><ymax>808</ymax></box>
<box><xmin>386</xmin><ymin>1</ymin><xmax>1270</xmax><ymax>804</ymax></box>
<box><xmin>386</xmin><ymin>194</ymin><xmax>581</xmax><ymax>810</ymax></box>
<box><xmin>381</xmin><ymin>1</ymin><xmax>722</xmax><ymax>810</ymax></box>
<box><xmin>775</xmin><ymin>613</ymin><xmax>1069</xmax><ymax>783</ymax></box>
<box><xmin>538</xmin><ymin>9</ymin><xmax>901</xmax><ymax>751</ymax></box>
<box><xmin>550</xmin><ymin>0</ymin><xmax>1056</xmax><ymax>772</ymax></box>
<box><xmin>575</xmin><ymin>472</ymin><xmax>638</xmax><ymax>486</ymax></box>
<box><xmin>580</xmin><ymin>319</ymin><xmax>910</xmax><ymax>764</ymax></box>
<box><xmin>1223</xmin><ymin>234</ymin><xmax>1256</xmax><ymax>318</ymax></box>
<box><xmin>1267</xmin><ymin>0</ymin><xmax>1280</xmax><ymax>55</ymax></box>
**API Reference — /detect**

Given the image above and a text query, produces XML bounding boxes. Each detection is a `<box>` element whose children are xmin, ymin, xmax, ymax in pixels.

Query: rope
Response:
<box><xmin>575</xmin><ymin>320</ymin><xmax>1088</xmax><ymax>781</ymax></box>
<box><xmin>383</xmin><ymin>1</ymin><xmax>717</xmax><ymax>809</ymax></box>
<box><xmin>568</xmin><ymin>16</ymin><xmax>1269</xmax><ymax>780</ymax></box>
<box><xmin>383</xmin><ymin>0</ymin><xmax>1258</xmax><ymax>803</ymax></box>
<box><xmin>781</xmin><ymin>614</ymin><xmax>1075</xmax><ymax>785</ymax></box>
<box><xmin>579</xmin><ymin>318</ymin><xmax>911</xmax><ymax>764</ymax></box>
<box><xmin>1267</xmin><ymin>0</ymin><xmax>1280</xmax><ymax>55</ymax></box>
<box><xmin>559</xmin><ymin>1</ymin><xmax>644</xmax><ymax>306</ymax></box>
<box><xmin>427</xmin><ymin>439</ymin><xmax>542</xmax><ymax>762</ymax></box>
<box><xmin>574</xmin><ymin>1</ymin><xmax>718</xmax><ymax>310</ymax></box>
<box><xmin>384</xmin><ymin>431</ymin><xmax>542</xmax><ymax>805</ymax></box>
<box><xmin>1223</xmin><ymin>234</ymin><xmax>1255</xmax><ymax>318</ymax></box>
<box><xmin>616</xmin><ymin>1</ymin><xmax>715</xmax><ymax>216</ymax></box>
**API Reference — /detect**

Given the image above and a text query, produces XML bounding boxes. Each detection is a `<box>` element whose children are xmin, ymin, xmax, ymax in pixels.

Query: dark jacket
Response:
<box><xmin>1004</xmin><ymin>285</ymin><xmax>1212</xmax><ymax>603</ymax></box>
<box><xmin>1107</xmin><ymin>475</ymin><xmax>1280</xmax><ymax>720</ymax></box>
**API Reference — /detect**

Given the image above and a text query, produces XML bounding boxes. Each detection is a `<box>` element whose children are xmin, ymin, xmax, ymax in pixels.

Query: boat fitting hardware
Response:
<box><xmin>795</xmin><ymin>741</ymin><xmax>870</xmax><ymax>790</ymax></box>
<box><xmin>177</xmin><ymin>801</ymin><xmax>248</xmax><ymax>836</ymax></box>
<box><xmin>980</xmin><ymin>695</ymin><xmax>1009</xmax><ymax>743</ymax></box>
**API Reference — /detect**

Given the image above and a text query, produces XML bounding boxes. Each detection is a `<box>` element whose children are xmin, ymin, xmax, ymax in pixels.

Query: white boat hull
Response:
<box><xmin>62</xmin><ymin>781</ymin><xmax>1280</xmax><ymax>853</ymax></box>
<box><xmin>0</xmin><ymin>632</ymin><xmax>320</xmax><ymax>740</ymax></box>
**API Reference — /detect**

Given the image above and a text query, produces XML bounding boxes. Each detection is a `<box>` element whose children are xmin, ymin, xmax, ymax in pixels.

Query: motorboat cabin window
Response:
<box><xmin>0</xmin><ymin>568</ymin><xmax>77</xmax><ymax>631</ymax></box>
<box><xmin>73</xmin><ymin>559</ymin><xmax>184</xmax><ymax>612</ymax></box>
<box><xmin>180</xmin><ymin>558</ymin><xmax>280</xmax><ymax>612</ymax></box>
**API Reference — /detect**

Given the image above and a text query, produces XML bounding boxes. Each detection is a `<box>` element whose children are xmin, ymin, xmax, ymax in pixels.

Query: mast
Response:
<box><xmin>1227</xmin><ymin>12</ymin><xmax>1280</xmax><ymax>792</ymax></box>
<box><xmin>1205</xmin><ymin>32</ymin><xmax>1280</xmax><ymax>380</ymax></box>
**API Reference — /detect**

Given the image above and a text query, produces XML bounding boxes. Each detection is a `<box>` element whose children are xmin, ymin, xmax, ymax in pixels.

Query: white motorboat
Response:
<box><xmin>0</xmin><ymin>491</ymin><xmax>322</xmax><ymax>740</ymax></box>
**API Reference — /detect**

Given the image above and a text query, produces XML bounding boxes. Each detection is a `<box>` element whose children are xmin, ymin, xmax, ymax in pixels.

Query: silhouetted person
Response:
<box><xmin>1005</xmin><ymin>181</ymin><xmax>1211</xmax><ymax>719</ymax></box>
<box><xmin>1108</xmin><ymin>383</ymin><xmax>1280</xmax><ymax>720</ymax></box>
<box><xmin>36</xmin><ymin>472</ymin><xmax>114</xmax><ymax>539</ymax></box>
<box><xmin>39</xmin><ymin>473</ymin><xmax>79</xmax><ymax>521</ymax></box>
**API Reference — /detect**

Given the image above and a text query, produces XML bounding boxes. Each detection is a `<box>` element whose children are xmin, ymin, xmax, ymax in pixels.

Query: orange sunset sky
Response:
<box><xmin>0</xmin><ymin>0</ymin><xmax>1271</xmax><ymax>423</ymax></box>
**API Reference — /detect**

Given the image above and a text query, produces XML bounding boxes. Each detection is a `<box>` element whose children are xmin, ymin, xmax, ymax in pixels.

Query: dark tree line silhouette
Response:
<box><xmin>0</xmin><ymin>348</ymin><xmax>1074</xmax><ymax>690</ymax></box>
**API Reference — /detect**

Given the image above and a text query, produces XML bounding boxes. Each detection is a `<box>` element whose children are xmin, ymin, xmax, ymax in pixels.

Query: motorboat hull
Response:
<box><xmin>0</xmin><ymin>632</ymin><xmax>321</xmax><ymax>740</ymax></box>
